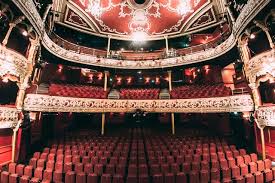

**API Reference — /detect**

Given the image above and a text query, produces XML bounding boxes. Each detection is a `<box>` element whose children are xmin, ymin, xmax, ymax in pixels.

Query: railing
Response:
<box><xmin>49</xmin><ymin>27</ymin><xmax>230</xmax><ymax>61</ymax></box>
<box><xmin>232</xmin><ymin>87</ymin><xmax>250</xmax><ymax>95</ymax></box>
<box><xmin>0</xmin><ymin>44</ymin><xmax>29</xmax><ymax>78</ymax></box>
<box><xmin>24</xmin><ymin>94</ymin><xmax>254</xmax><ymax>113</ymax></box>
<box><xmin>0</xmin><ymin>106</ymin><xmax>19</xmax><ymax>129</ymax></box>
<box><xmin>256</xmin><ymin>105</ymin><xmax>275</xmax><ymax>127</ymax></box>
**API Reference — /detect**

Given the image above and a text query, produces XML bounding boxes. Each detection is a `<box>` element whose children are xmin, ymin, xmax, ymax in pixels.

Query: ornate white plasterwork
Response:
<box><xmin>256</xmin><ymin>106</ymin><xmax>275</xmax><ymax>127</ymax></box>
<box><xmin>43</xmin><ymin>32</ymin><xmax>235</xmax><ymax>69</ymax></box>
<box><xmin>0</xmin><ymin>106</ymin><xmax>19</xmax><ymax>129</ymax></box>
<box><xmin>24</xmin><ymin>94</ymin><xmax>254</xmax><ymax>113</ymax></box>
<box><xmin>245</xmin><ymin>49</ymin><xmax>275</xmax><ymax>84</ymax></box>
<box><xmin>11</xmin><ymin>0</ymin><xmax>44</xmax><ymax>35</ymax></box>
<box><xmin>12</xmin><ymin>0</ymin><xmax>271</xmax><ymax>68</ymax></box>
<box><xmin>0</xmin><ymin>44</ymin><xmax>29</xmax><ymax>79</ymax></box>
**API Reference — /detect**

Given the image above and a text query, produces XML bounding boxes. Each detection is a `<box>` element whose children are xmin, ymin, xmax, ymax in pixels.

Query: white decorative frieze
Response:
<box><xmin>24</xmin><ymin>94</ymin><xmax>254</xmax><ymax>113</ymax></box>
<box><xmin>0</xmin><ymin>45</ymin><xmax>29</xmax><ymax>78</ymax></box>
<box><xmin>0</xmin><ymin>107</ymin><xmax>19</xmax><ymax>129</ymax></box>
<box><xmin>256</xmin><ymin>106</ymin><xmax>275</xmax><ymax>127</ymax></box>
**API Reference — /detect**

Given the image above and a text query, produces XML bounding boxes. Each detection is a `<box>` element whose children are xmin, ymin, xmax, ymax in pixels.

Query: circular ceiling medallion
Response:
<box><xmin>127</xmin><ymin>0</ymin><xmax>154</xmax><ymax>9</ymax></box>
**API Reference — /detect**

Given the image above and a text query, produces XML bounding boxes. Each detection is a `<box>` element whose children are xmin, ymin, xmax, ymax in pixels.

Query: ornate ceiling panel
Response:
<box><xmin>64</xmin><ymin>0</ymin><xmax>214</xmax><ymax>39</ymax></box>
<box><xmin>24</xmin><ymin>94</ymin><xmax>254</xmax><ymax>113</ymax></box>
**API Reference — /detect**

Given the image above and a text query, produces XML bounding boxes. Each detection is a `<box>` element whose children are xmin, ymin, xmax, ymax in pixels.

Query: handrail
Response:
<box><xmin>50</xmin><ymin>28</ymin><xmax>230</xmax><ymax>61</ymax></box>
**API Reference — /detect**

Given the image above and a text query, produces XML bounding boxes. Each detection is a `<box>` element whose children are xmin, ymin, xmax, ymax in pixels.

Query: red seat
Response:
<box><xmin>94</xmin><ymin>164</ymin><xmax>104</xmax><ymax>175</ymax></box>
<box><xmin>8</xmin><ymin>163</ymin><xmax>16</xmax><ymax>174</ymax></box>
<box><xmin>139</xmin><ymin>174</ymin><xmax>149</xmax><ymax>183</ymax></box>
<box><xmin>16</xmin><ymin>164</ymin><xmax>25</xmax><ymax>176</ymax></box>
<box><xmin>254</xmin><ymin>171</ymin><xmax>264</xmax><ymax>183</ymax></box>
<box><xmin>175</xmin><ymin>172</ymin><xmax>186</xmax><ymax>183</ymax></box>
<box><xmin>210</xmin><ymin>168</ymin><xmax>220</xmax><ymax>181</ymax></box>
<box><xmin>112</xmin><ymin>174</ymin><xmax>123</xmax><ymax>183</ymax></box>
<box><xmin>43</xmin><ymin>169</ymin><xmax>53</xmax><ymax>182</ymax></box>
<box><xmin>152</xmin><ymin>174</ymin><xmax>163</xmax><ymax>183</ymax></box>
<box><xmin>9</xmin><ymin>173</ymin><xmax>18</xmax><ymax>183</ymax></box>
<box><xmin>34</xmin><ymin>167</ymin><xmax>43</xmax><ymax>180</ymax></box>
<box><xmin>200</xmin><ymin>170</ymin><xmax>209</xmax><ymax>183</ymax></box>
<box><xmin>65</xmin><ymin>171</ymin><xmax>76</xmax><ymax>183</ymax></box>
<box><xmin>126</xmin><ymin>174</ymin><xmax>137</xmax><ymax>183</ymax></box>
<box><xmin>263</xmin><ymin>169</ymin><xmax>273</xmax><ymax>182</ymax></box>
<box><xmin>189</xmin><ymin>171</ymin><xmax>199</xmax><ymax>183</ymax></box>
<box><xmin>24</xmin><ymin>166</ymin><xmax>33</xmax><ymax>177</ymax></box>
<box><xmin>20</xmin><ymin>175</ymin><xmax>30</xmax><ymax>183</ymax></box>
<box><xmin>53</xmin><ymin>170</ymin><xmax>63</xmax><ymax>182</ymax></box>
<box><xmin>234</xmin><ymin>176</ymin><xmax>245</xmax><ymax>183</ymax></box>
<box><xmin>87</xmin><ymin>173</ymin><xmax>98</xmax><ymax>183</ymax></box>
<box><xmin>30</xmin><ymin>177</ymin><xmax>40</xmax><ymax>183</ymax></box>
<box><xmin>244</xmin><ymin>173</ymin><xmax>254</xmax><ymax>183</ymax></box>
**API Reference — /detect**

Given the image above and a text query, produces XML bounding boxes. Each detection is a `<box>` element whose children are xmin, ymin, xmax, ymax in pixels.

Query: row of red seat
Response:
<box><xmin>171</xmin><ymin>84</ymin><xmax>231</xmax><ymax>99</ymax></box>
<box><xmin>120</xmin><ymin>89</ymin><xmax>160</xmax><ymax>99</ymax></box>
<box><xmin>49</xmin><ymin>84</ymin><xmax>108</xmax><ymax>99</ymax></box>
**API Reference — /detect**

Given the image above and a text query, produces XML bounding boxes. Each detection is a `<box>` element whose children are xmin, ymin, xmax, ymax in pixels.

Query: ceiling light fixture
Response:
<box><xmin>249</xmin><ymin>33</ymin><xmax>256</xmax><ymax>39</ymax></box>
<box><xmin>86</xmin><ymin>0</ymin><xmax>103</xmax><ymax>17</ymax></box>
<box><xmin>177</xmin><ymin>0</ymin><xmax>193</xmax><ymax>16</ymax></box>
<box><xmin>132</xmin><ymin>31</ymin><xmax>147</xmax><ymax>42</ymax></box>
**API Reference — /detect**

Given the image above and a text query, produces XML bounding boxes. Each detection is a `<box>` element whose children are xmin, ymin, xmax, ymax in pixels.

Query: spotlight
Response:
<box><xmin>22</xmin><ymin>30</ymin><xmax>28</xmax><ymax>36</ymax></box>
<box><xmin>137</xmin><ymin>71</ymin><xmax>142</xmax><ymax>74</ymax></box>
<box><xmin>250</xmin><ymin>33</ymin><xmax>255</xmax><ymax>39</ymax></box>
<box><xmin>132</xmin><ymin>31</ymin><xmax>147</xmax><ymax>42</ymax></box>
<box><xmin>2</xmin><ymin>77</ymin><xmax>8</xmax><ymax>83</ymax></box>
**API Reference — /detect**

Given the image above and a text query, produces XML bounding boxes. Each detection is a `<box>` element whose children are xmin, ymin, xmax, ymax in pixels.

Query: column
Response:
<box><xmin>101</xmin><ymin>113</ymin><xmax>105</xmax><ymax>135</ymax></box>
<box><xmin>224</xmin><ymin>2</ymin><xmax>235</xmax><ymax>23</ymax></box>
<box><xmin>165</xmin><ymin>36</ymin><xmax>169</xmax><ymax>55</ymax></box>
<box><xmin>2</xmin><ymin>23</ymin><xmax>16</xmax><ymax>46</ymax></box>
<box><xmin>11</xmin><ymin>117</ymin><xmax>22</xmax><ymax>162</ymax></box>
<box><xmin>254</xmin><ymin>21</ymin><xmax>274</xmax><ymax>49</ymax></box>
<box><xmin>2</xmin><ymin>16</ymin><xmax>25</xmax><ymax>46</ymax></box>
<box><xmin>259</xmin><ymin>126</ymin><xmax>266</xmax><ymax>160</ymax></box>
<box><xmin>248</xmin><ymin>83</ymin><xmax>262</xmax><ymax>109</ymax></box>
<box><xmin>171</xmin><ymin>113</ymin><xmax>175</xmax><ymax>135</ymax></box>
<box><xmin>11</xmin><ymin>128</ymin><xmax>17</xmax><ymax>162</ymax></box>
<box><xmin>104</xmin><ymin>71</ymin><xmax>108</xmax><ymax>92</ymax></box>
<box><xmin>16</xmin><ymin>77</ymin><xmax>29</xmax><ymax>110</ymax></box>
<box><xmin>107</xmin><ymin>36</ymin><xmax>111</xmax><ymax>57</ymax></box>
<box><xmin>167</xmin><ymin>70</ymin><xmax>172</xmax><ymax>92</ymax></box>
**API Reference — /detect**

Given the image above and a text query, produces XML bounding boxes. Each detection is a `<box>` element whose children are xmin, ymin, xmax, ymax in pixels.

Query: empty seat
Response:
<box><xmin>65</xmin><ymin>171</ymin><xmax>76</xmax><ymax>183</ymax></box>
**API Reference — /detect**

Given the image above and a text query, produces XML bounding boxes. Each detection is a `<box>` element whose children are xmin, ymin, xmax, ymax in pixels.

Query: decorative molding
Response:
<box><xmin>245</xmin><ymin>49</ymin><xmax>275</xmax><ymax>84</ymax></box>
<box><xmin>256</xmin><ymin>106</ymin><xmax>275</xmax><ymax>127</ymax></box>
<box><xmin>11</xmin><ymin>0</ymin><xmax>43</xmax><ymax>35</ymax></box>
<box><xmin>0</xmin><ymin>107</ymin><xmax>19</xmax><ymax>129</ymax></box>
<box><xmin>24</xmin><ymin>94</ymin><xmax>254</xmax><ymax>113</ymax></box>
<box><xmin>0</xmin><ymin>45</ymin><xmax>29</xmax><ymax>79</ymax></box>
<box><xmin>43</xmin><ymin>32</ymin><xmax>235</xmax><ymax>69</ymax></box>
<box><xmin>12</xmin><ymin>0</ymin><xmax>271</xmax><ymax>68</ymax></box>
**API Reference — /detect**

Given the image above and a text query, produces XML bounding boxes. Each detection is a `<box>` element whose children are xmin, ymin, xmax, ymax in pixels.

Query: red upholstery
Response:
<box><xmin>49</xmin><ymin>84</ymin><xmax>108</xmax><ymax>99</ymax></box>
<box><xmin>120</xmin><ymin>88</ymin><xmax>160</xmax><ymax>99</ymax></box>
<box><xmin>171</xmin><ymin>84</ymin><xmax>231</xmax><ymax>99</ymax></box>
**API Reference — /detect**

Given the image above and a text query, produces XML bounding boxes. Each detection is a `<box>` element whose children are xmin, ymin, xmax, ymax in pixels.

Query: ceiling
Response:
<box><xmin>52</xmin><ymin>0</ymin><xmax>226</xmax><ymax>40</ymax></box>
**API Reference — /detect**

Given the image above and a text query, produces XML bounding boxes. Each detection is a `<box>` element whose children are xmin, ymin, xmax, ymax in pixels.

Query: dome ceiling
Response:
<box><xmin>58</xmin><ymin>0</ymin><xmax>222</xmax><ymax>40</ymax></box>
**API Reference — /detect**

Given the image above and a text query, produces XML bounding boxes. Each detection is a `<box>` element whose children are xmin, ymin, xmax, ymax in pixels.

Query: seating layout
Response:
<box><xmin>49</xmin><ymin>84</ymin><xmax>108</xmax><ymax>99</ymax></box>
<box><xmin>1</xmin><ymin>128</ymin><xmax>274</xmax><ymax>183</ymax></box>
<box><xmin>171</xmin><ymin>84</ymin><xmax>232</xmax><ymax>99</ymax></box>
<box><xmin>120</xmin><ymin>89</ymin><xmax>160</xmax><ymax>100</ymax></box>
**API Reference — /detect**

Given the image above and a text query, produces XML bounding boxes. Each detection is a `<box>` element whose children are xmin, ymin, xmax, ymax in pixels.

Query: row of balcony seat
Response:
<box><xmin>1</xmin><ymin>128</ymin><xmax>274</xmax><ymax>183</ymax></box>
<box><xmin>48</xmin><ymin>83</ymin><xmax>234</xmax><ymax>100</ymax></box>
<box><xmin>171</xmin><ymin>84</ymin><xmax>232</xmax><ymax>99</ymax></box>
<box><xmin>49</xmin><ymin>84</ymin><xmax>108</xmax><ymax>99</ymax></box>
<box><xmin>120</xmin><ymin>89</ymin><xmax>160</xmax><ymax>100</ymax></box>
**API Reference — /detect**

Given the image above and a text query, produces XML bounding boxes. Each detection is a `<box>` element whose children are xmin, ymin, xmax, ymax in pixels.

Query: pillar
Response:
<box><xmin>171</xmin><ymin>113</ymin><xmax>175</xmax><ymax>135</ymax></box>
<box><xmin>259</xmin><ymin>126</ymin><xmax>266</xmax><ymax>160</ymax></box>
<box><xmin>101</xmin><ymin>113</ymin><xmax>105</xmax><ymax>135</ymax></box>
<box><xmin>107</xmin><ymin>36</ymin><xmax>111</xmax><ymax>57</ymax></box>
<box><xmin>224</xmin><ymin>3</ymin><xmax>235</xmax><ymax>23</ymax></box>
<box><xmin>167</xmin><ymin>70</ymin><xmax>172</xmax><ymax>91</ymax></box>
<box><xmin>254</xmin><ymin>21</ymin><xmax>274</xmax><ymax>49</ymax></box>
<box><xmin>11</xmin><ymin>118</ymin><xmax>22</xmax><ymax>162</ymax></box>
<box><xmin>165</xmin><ymin>36</ymin><xmax>169</xmax><ymax>54</ymax></box>
<box><xmin>2</xmin><ymin>16</ymin><xmax>25</xmax><ymax>46</ymax></box>
<box><xmin>16</xmin><ymin>78</ymin><xmax>29</xmax><ymax>110</ymax></box>
<box><xmin>42</xmin><ymin>4</ymin><xmax>52</xmax><ymax>23</ymax></box>
<box><xmin>2</xmin><ymin>23</ymin><xmax>16</xmax><ymax>46</ymax></box>
<box><xmin>104</xmin><ymin>71</ymin><xmax>108</xmax><ymax>92</ymax></box>
<box><xmin>248</xmin><ymin>83</ymin><xmax>262</xmax><ymax>109</ymax></box>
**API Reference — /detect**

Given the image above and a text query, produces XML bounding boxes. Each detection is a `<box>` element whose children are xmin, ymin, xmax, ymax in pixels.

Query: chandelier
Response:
<box><xmin>86</xmin><ymin>0</ymin><xmax>103</xmax><ymax>17</ymax></box>
<box><xmin>177</xmin><ymin>0</ymin><xmax>193</xmax><ymax>16</ymax></box>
